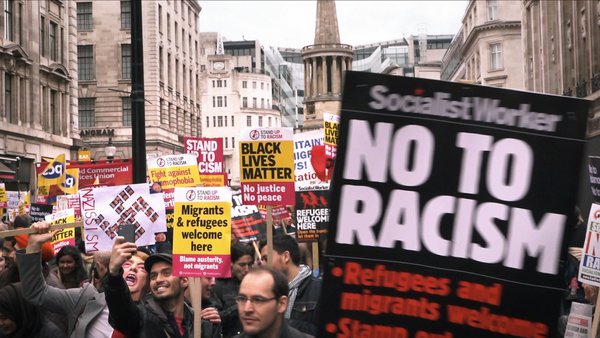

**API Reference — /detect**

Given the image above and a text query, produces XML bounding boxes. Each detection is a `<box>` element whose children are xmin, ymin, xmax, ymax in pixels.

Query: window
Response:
<box><xmin>159</xmin><ymin>47</ymin><xmax>163</xmax><ymax>81</ymax></box>
<box><xmin>212</xmin><ymin>116</ymin><xmax>216</xmax><ymax>126</ymax></box>
<box><xmin>158</xmin><ymin>5</ymin><xmax>162</xmax><ymax>33</ymax></box>
<box><xmin>206</xmin><ymin>116</ymin><xmax>209</xmax><ymax>127</ymax></box>
<box><xmin>78</xmin><ymin>98</ymin><xmax>95</xmax><ymax>128</ymax></box>
<box><xmin>258</xmin><ymin>116</ymin><xmax>263</xmax><ymax>127</ymax></box>
<box><xmin>78</xmin><ymin>45</ymin><xmax>94</xmax><ymax>81</ymax></box>
<box><xmin>167</xmin><ymin>13</ymin><xmax>171</xmax><ymax>40</ymax></box>
<box><xmin>242</xmin><ymin>97</ymin><xmax>247</xmax><ymax>108</ymax></box>
<box><xmin>268</xmin><ymin>116</ymin><xmax>272</xmax><ymax>127</ymax></box>
<box><xmin>487</xmin><ymin>0</ymin><xmax>497</xmax><ymax>21</ymax></box>
<box><xmin>247</xmin><ymin>116</ymin><xmax>251</xmax><ymax>126</ymax></box>
<box><xmin>77</xmin><ymin>2</ymin><xmax>92</xmax><ymax>30</ymax></box>
<box><xmin>212</xmin><ymin>96</ymin><xmax>216</xmax><ymax>107</ymax></box>
<box><xmin>4</xmin><ymin>0</ymin><xmax>13</xmax><ymax>40</ymax></box>
<box><xmin>261</xmin><ymin>82</ymin><xmax>264</xmax><ymax>90</ymax></box>
<box><xmin>224</xmin><ymin>96</ymin><xmax>227</xmax><ymax>107</ymax></box>
<box><xmin>50</xmin><ymin>90</ymin><xmax>59</xmax><ymax>134</ymax></box>
<box><xmin>120</xmin><ymin>0</ymin><xmax>131</xmax><ymax>29</ymax></box>
<box><xmin>232</xmin><ymin>137</ymin><xmax>235</xmax><ymax>148</ymax></box>
<box><xmin>225</xmin><ymin>137</ymin><xmax>228</xmax><ymax>148</ymax></box>
<box><xmin>49</xmin><ymin>22</ymin><xmax>58</xmax><ymax>61</ymax></box>
<box><xmin>217</xmin><ymin>116</ymin><xmax>223</xmax><ymax>127</ymax></box>
<box><xmin>120</xmin><ymin>97</ymin><xmax>132</xmax><ymax>126</ymax></box>
<box><xmin>224</xmin><ymin>115</ymin><xmax>228</xmax><ymax>127</ymax></box>
<box><xmin>217</xmin><ymin>96</ymin><xmax>223</xmax><ymax>107</ymax></box>
<box><xmin>252</xmin><ymin>81</ymin><xmax>257</xmax><ymax>89</ymax></box>
<box><xmin>224</xmin><ymin>80</ymin><xmax>227</xmax><ymax>87</ymax></box>
<box><xmin>242</xmin><ymin>81</ymin><xmax>247</xmax><ymax>88</ymax></box>
<box><xmin>167</xmin><ymin>53</ymin><xmax>172</xmax><ymax>87</ymax></box>
<box><xmin>175</xmin><ymin>22</ymin><xmax>178</xmax><ymax>45</ymax></box>
<box><xmin>4</xmin><ymin>74</ymin><xmax>12</xmax><ymax>121</ymax></box>
<box><xmin>40</xmin><ymin>16</ymin><xmax>46</xmax><ymax>57</ymax></box>
<box><xmin>489</xmin><ymin>43</ymin><xmax>502</xmax><ymax>70</ymax></box>
<box><xmin>261</xmin><ymin>98</ymin><xmax>264</xmax><ymax>108</ymax></box>
<box><xmin>231</xmin><ymin>116</ymin><xmax>234</xmax><ymax>126</ymax></box>
<box><xmin>252</xmin><ymin>98</ymin><xmax>257</xmax><ymax>108</ymax></box>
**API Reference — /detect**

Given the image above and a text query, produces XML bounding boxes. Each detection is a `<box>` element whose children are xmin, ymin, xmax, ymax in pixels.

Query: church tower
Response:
<box><xmin>301</xmin><ymin>0</ymin><xmax>353</xmax><ymax>129</ymax></box>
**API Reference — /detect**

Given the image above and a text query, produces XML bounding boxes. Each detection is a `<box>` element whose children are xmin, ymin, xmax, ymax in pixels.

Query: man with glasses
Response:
<box><xmin>214</xmin><ymin>241</ymin><xmax>255</xmax><ymax>338</ymax></box>
<box><xmin>234</xmin><ymin>266</ymin><xmax>314</xmax><ymax>338</ymax></box>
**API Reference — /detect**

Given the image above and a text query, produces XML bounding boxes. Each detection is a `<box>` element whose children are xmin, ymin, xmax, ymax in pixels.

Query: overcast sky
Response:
<box><xmin>198</xmin><ymin>1</ymin><xmax>468</xmax><ymax>49</ymax></box>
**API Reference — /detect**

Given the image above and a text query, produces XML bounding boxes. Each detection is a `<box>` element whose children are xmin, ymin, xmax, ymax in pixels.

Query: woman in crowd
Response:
<box><xmin>54</xmin><ymin>245</ymin><xmax>88</xmax><ymax>289</ymax></box>
<box><xmin>0</xmin><ymin>282</ymin><xmax>66</xmax><ymax>338</ymax></box>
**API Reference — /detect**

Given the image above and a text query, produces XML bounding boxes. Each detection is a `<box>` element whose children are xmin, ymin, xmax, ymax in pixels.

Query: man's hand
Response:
<box><xmin>200</xmin><ymin>307</ymin><xmax>221</xmax><ymax>325</ymax></box>
<box><xmin>108</xmin><ymin>237</ymin><xmax>137</xmax><ymax>277</ymax></box>
<box><xmin>26</xmin><ymin>221</ymin><xmax>58</xmax><ymax>254</ymax></box>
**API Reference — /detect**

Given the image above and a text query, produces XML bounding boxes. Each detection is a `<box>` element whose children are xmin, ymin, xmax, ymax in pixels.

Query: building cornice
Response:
<box><xmin>462</xmin><ymin>21</ymin><xmax>522</xmax><ymax>53</ymax></box>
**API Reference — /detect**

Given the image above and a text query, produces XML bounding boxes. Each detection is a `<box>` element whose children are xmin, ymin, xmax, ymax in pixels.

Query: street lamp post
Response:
<box><xmin>105</xmin><ymin>138</ymin><xmax>116</xmax><ymax>161</ymax></box>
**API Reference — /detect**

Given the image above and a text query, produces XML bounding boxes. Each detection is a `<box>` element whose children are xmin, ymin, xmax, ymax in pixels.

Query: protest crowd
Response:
<box><xmin>0</xmin><ymin>212</ymin><xmax>319</xmax><ymax>338</ymax></box>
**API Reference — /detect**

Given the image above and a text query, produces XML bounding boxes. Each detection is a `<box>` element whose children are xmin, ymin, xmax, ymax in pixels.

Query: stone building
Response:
<box><xmin>199</xmin><ymin>33</ymin><xmax>281</xmax><ymax>186</ymax></box>
<box><xmin>75</xmin><ymin>0</ymin><xmax>202</xmax><ymax>160</ymax></box>
<box><xmin>441</xmin><ymin>0</ymin><xmax>524</xmax><ymax>89</ymax></box>
<box><xmin>0</xmin><ymin>0</ymin><xmax>78</xmax><ymax>191</ymax></box>
<box><xmin>301</xmin><ymin>0</ymin><xmax>353</xmax><ymax>130</ymax></box>
<box><xmin>521</xmin><ymin>0</ymin><xmax>600</xmax><ymax>136</ymax></box>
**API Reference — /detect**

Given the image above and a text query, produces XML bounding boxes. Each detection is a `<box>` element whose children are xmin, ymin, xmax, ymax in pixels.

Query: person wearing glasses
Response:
<box><xmin>234</xmin><ymin>266</ymin><xmax>314</xmax><ymax>338</ymax></box>
<box><xmin>214</xmin><ymin>241</ymin><xmax>255</xmax><ymax>338</ymax></box>
<box><xmin>103</xmin><ymin>240</ymin><xmax>221</xmax><ymax>338</ymax></box>
<box><xmin>259</xmin><ymin>235</ymin><xmax>321</xmax><ymax>336</ymax></box>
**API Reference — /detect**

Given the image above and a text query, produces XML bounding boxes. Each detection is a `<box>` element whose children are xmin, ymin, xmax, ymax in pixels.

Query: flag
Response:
<box><xmin>38</xmin><ymin>154</ymin><xmax>66</xmax><ymax>187</ymax></box>
<box><xmin>59</xmin><ymin>168</ymin><xmax>79</xmax><ymax>195</ymax></box>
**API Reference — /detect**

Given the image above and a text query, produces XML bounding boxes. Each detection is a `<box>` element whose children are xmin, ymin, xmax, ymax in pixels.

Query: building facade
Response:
<box><xmin>75</xmin><ymin>0</ymin><xmax>202</xmax><ymax>161</ymax></box>
<box><xmin>199</xmin><ymin>34</ymin><xmax>281</xmax><ymax>186</ymax></box>
<box><xmin>522</xmin><ymin>0</ymin><xmax>600</xmax><ymax>136</ymax></box>
<box><xmin>0</xmin><ymin>0</ymin><xmax>78</xmax><ymax>191</ymax></box>
<box><xmin>441</xmin><ymin>0</ymin><xmax>524</xmax><ymax>89</ymax></box>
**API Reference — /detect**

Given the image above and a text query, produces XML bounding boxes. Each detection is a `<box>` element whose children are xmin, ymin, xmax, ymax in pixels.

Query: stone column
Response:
<box><xmin>322</xmin><ymin>56</ymin><xmax>328</xmax><ymax>95</ymax></box>
<box><xmin>332</xmin><ymin>56</ymin><xmax>339</xmax><ymax>95</ymax></box>
<box><xmin>304</xmin><ymin>60</ymin><xmax>310</xmax><ymax>98</ymax></box>
<box><xmin>311</xmin><ymin>58</ymin><xmax>317</xmax><ymax>97</ymax></box>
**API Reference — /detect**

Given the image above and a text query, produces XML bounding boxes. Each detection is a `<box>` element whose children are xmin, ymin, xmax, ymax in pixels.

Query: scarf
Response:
<box><xmin>285</xmin><ymin>264</ymin><xmax>312</xmax><ymax>319</ymax></box>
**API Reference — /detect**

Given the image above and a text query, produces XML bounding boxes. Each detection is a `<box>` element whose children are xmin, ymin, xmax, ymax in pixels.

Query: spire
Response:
<box><xmin>314</xmin><ymin>0</ymin><xmax>340</xmax><ymax>45</ymax></box>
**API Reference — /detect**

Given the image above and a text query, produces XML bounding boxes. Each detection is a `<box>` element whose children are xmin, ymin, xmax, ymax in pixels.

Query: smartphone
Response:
<box><xmin>117</xmin><ymin>223</ymin><xmax>136</xmax><ymax>243</ymax></box>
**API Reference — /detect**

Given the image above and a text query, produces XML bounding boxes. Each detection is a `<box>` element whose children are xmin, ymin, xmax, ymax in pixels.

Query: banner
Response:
<box><xmin>294</xmin><ymin>130</ymin><xmax>329</xmax><ymax>191</ymax></box>
<box><xmin>295</xmin><ymin>190</ymin><xmax>329</xmax><ymax>242</ymax></box>
<box><xmin>59</xmin><ymin>168</ymin><xmax>79</xmax><ymax>195</ymax></box>
<box><xmin>588</xmin><ymin>156</ymin><xmax>600</xmax><ymax>203</ymax></box>
<box><xmin>239</xmin><ymin>128</ymin><xmax>295</xmax><ymax>205</ymax></box>
<box><xmin>79</xmin><ymin>184</ymin><xmax>167</xmax><ymax>253</ymax></box>
<box><xmin>564</xmin><ymin>302</ymin><xmax>593</xmax><ymax>338</ymax></box>
<box><xmin>38</xmin><ymin>154</ymin><xmax>66</xmax><ymax>187</ymax></box>
<box><xmin>30</xmin><ymin>203</ymin><xmax>53</xmax><ymax>222</ymax></box>
<box><xmin>579</xmin><ymin>203</ymin><xmax>600</xmax><ymax>286</ymax></box>
<box><xmin>324</xmin><ymin>112</ymin><xmax>340</xmax><ymax>160</ymax></box>
<box><xmin>172</xmin><ymin>186</ymin><xmax>231</xmax><ymax>277</ymax></box>
<box><xmin>0</xmin><ymin>183</ymin><xmax>6</xmax><ymax>208</ymax></box>
<box><xmin>46</xmin><ymin>209</ymin><xmax>76</xmax><ymax>253</ymax></box>
<box><xmin>147</xmin><ymin>154</ymin><xmax>201</xmax><ymax>212</ymax></box>
<box><xmin>231</xmin><ymin>189</ymin><xmax>266</xmax><ymax>242</ymax></box>
<box><xmin>319</xmin><ymin>72</ymin><xmax>590</xmax><ymax>337</ymax></box>
<box><xmin>258</xmin><ymin>205</ymin><xmax>293</xmax><ymax>235</ymax></box>
<box><xmin>56</xmin><ymin>194</ymin><xmax>82</xmax><ymax>220</ymax></box>
<box><xmin>67</xmin><ymin>160</ymin><xmax>132</xmax><ymax>188</ymax></box>
<box><xmin>184</xmin><ymin>137</ymin><xmax>225</xmax><ymax>187</ymax></box>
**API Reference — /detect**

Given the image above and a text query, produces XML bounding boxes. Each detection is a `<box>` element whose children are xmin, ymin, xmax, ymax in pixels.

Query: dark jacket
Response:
<box><xmin>233</xmin><ymin>322</ymin><xmax>314</xmax><ymax>338</ymax></box>
<box><xmin>103</xmin><ymin>272</ymin><xmax>221</xmax><ymax>338</ymax></box>
<box><xmin>212</xmin><ymin>278</ymin><xmax>243</xmax><ymax>338</ymax></box>
<box><xmin>288</xmin><ymin>276</ymin><xmax>321</xmax><ymax>336</ymax></box>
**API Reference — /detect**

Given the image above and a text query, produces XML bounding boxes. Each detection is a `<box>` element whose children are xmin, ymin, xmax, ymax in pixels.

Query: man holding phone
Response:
<box><xmin>104</xmin><ymin>238</ymin><xmax>221</xmax><ymax>338</ymax></box>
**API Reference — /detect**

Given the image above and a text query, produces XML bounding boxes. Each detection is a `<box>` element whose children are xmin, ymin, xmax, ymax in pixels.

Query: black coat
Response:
<box><xmin>103</xmin><ymin>272</ymin><xmax>221</xmax><ymax>338</ymax></box>
<box><xmin>288</xmin><ymin>276</ymin><xmax>321</xmax><ymax>336</ymax></box>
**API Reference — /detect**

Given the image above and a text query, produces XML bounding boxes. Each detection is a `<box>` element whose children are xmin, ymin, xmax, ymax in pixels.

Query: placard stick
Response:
<box><xmin>0</xmin><ymin>221</ymin><xmax>83</xmax><ymax>238</ymax></box>
<box><xmin>188</xmin><ymin>277</ymin><xmax>202</xmax><ymax>338</ymax></box>
<box><xmin>267</xmin><ymin>205</ymin><xmax>273</xmax><ymax>266</ymax></box>
<box><xmin>252</xmin><ymin>240</ymin><xmax>262</xmax><ymax>261</ymax></box>
<box><xmin>592</xmin><ymin>291</ymin><xmax>600</xmax><ymax>338</ymax></box>
<box><xmin>312</xmin><ymin>242</ymin><xmax>319</xmax><ymax>274</ymax></box>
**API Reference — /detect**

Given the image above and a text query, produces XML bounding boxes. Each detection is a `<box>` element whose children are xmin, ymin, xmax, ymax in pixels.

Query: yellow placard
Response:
<box><xmin>239</xmin><ymin>140</ymin><xmax>294</xmax><ymax>182</ymax></box>
<box><xmin>78</xmin><ymin>149</ymin><xmax>91</xmax><ymax>162</ymax></box>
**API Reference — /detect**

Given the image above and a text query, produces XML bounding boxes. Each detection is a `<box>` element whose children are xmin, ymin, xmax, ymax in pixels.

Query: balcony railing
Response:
<box><xmin>301</xmin><ymin>43</ymin><xmax>353</xmax><ymax>52</ymax></box>
<box><xmin>576</xmin><ymin>81</ymin><xmax>587</xmax><ymax>98</ymax></box>
<box><xmin>563</xmin><ymin>88</ymin><xmax>572</xmax><ymax>97</ymax></box>
<box><xmin>592</xmin><ymin>73</ymin><xmax>600</xmax><ymax>93</ymax></box>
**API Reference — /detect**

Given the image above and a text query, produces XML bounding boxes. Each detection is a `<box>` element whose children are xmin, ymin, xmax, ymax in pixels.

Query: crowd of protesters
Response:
<box><xmin>0</xmin><ymin>214</ymin><xmax>319</xmax><ymax>338</ymax></box>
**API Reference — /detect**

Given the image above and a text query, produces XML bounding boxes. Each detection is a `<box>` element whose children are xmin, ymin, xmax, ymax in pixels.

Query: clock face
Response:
<box><xmin>213</xmin><ymin>62</ymin><xmax>225</xmax><ymax>70</ymax></box>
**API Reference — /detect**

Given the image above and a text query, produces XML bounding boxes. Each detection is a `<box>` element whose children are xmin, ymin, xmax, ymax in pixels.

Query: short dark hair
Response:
<box><xmin>231</xmin><ymin>242</ymin><xmax>255</xmax><ymax>263</ymax></box>
<box><xmin>246</xmin><ymin>265</ymin><xmax>288</xmax><ymax>299</ymax></box>
<box><xmin>259</xmin><ymin>234</ymin><xmax>300</xmax><ymax>266</ymax></box>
